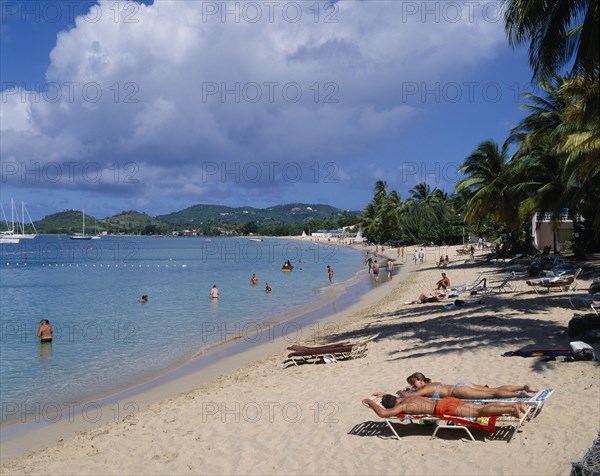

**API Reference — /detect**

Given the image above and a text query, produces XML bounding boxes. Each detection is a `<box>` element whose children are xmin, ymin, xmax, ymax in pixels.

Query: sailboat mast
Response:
<box><xmin>10</xmin><ymin>198</ymin><xmax>15</xmax><ymax>233</ymax></box>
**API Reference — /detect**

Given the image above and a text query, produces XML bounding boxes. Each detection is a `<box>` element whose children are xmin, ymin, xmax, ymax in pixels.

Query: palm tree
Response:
<box><xmin>508</xmin><ymin>135</ymin><xmax>569</xmax><ymax>251</ymax></box>
<box><xmin>361</xmin><ymin>181</ymin><xmax>405</xmax><ymax>244</ymax></box>
<box><xmin>379</xmin><ymin>190</ymin><xmax>402</xmax><ymax>243</ymax></box>
<box><xmin>509</xmin><ymin>74</ymin><xmax>598</xmax><ymax>250</ymax></box>
<box><xmin>558</xmin><ymin>74</ymin><xmax>600</xmax><ymax>183</ymax></box>
<box><xmin>502</xmin><ymin>0</ymin><xmax>599</xmax><ymax>79</ymax></box>
<box><xmin>362</xmin><ymin>182</ymin><xmax>387</xmax><ymax>244</ymax></box>
<box><xmin>456</xmin><ymin>140</ymin><xmax>519</xmax><ymax>232</ymax></box>
<box><xmin>409</xmin><ymin>182</ymin><xmax>437</xmax><ymax>203</ymax></box>
<box><xmin>507</xmin><ymin>74</ymin><xmax>570</xmax><ymax>146</ymax></box>
<box><xmin>373</xmin><ymin>180</ymin><xmax>388</xmax><ymax>207</ymax></box>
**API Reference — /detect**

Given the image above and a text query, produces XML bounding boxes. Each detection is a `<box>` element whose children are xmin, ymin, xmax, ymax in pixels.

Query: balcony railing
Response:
<box><xmin>534</xmin><ymin>212</ymin><xmax>584</xmax><ymax>222</ymax></box>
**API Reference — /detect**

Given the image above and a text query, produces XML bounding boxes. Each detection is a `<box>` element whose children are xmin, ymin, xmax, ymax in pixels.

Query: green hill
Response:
<box><xmin>33</xmin><ymin>210</ymin><xmax>169</xmax><ymax>235</ymax></box>
<box><xmin>33</xmin><ymin>210</ymin><xmax>95</xmax><ymax>235</ymax></box>
<box><xmin>156</xmin><ymin>203</ymin><xmax>351</xmax><ymax>225</ymax></box>
<box><xmin>30</xmin><ymin>203</ymin><xmax>359</xmax><ymax>236</ymax></box>
<box><xmin>99</xmin><ymin>211</ymin><xmax>168</xmax><ymax>234</ymax></box>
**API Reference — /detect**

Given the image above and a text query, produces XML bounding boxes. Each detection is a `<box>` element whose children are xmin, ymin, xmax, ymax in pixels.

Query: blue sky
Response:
<box><xmin>1</xmin><ymin>0</ymin><xmax>537</xmax><ymax>220</ymax></box>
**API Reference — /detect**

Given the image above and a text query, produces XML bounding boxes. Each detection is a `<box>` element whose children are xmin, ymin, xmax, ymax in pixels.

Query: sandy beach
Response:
<box><xmin>1</xmin><ymin>246</ymin><xmax>599</xmax><ymax>475</ymax></box>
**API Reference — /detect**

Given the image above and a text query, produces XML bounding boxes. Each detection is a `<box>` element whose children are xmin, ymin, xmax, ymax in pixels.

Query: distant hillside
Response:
<box><xmin>33</xmin><ymin>210</ymin><xmax>169</xmax><ymax>235</ymax></box>
<box><xmin>99</xmin><ymin>211</ymin><xmax>168</xmax><ymax>234</ymax></box>
<box><xmin>33</xmin><ymin>210</ymin><xmax>96</xmax><ymax>235</ymax></box>
<box><xmin>30</xmin><ymin>203</ymin><xmax>360</xmax><ymax>236</ymax></box>
<box><xmin>156</xmin><ymin>203</ymin><xmax>352</xmax><ymax>225</ymax></box>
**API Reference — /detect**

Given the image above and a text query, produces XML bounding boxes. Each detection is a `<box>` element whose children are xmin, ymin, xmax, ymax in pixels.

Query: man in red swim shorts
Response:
<box><xmin>363</xmin><ymin>394</ymin><xmax>529</xmax><ymax>420</ymax></box>
<box><xmin>433</xmin><ymin>397</ymin><xmax>465</xmax><ymax>417</ymax></box>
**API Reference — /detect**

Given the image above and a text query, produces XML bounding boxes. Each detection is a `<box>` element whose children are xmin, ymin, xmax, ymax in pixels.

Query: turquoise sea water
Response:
<box><xmin>0</xmin><ymin>236</ymin><xmax>365</xmax><ymax>423</ymax></box>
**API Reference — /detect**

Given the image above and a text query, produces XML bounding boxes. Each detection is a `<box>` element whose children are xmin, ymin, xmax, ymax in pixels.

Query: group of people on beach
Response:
<box><xmin>437</xmin><ymin>255</ymin><xmax>450</xmax><ymax>267</ymax></box>
<box><xmin>364</xmin><ymin>251</ymin><xmax>395</xmax><ymax>283</ymax></box>
<box><xmin>206</xmin><ymin>262</ymin><xmax>336</xmax><ymax>300</ymax></box>
<box><xmin>363</xmin><ymin>372</ymin><xmax>538</xmax><ymax>420</ymax></box>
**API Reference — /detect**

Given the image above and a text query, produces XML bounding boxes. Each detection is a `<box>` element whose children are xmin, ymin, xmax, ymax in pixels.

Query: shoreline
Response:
<box><xmin>3</xmin><ymin>251</ymin><xmax>595</xmax><ymax>475</ymax></box>
<box><xmin>0</xmin><ymin>243</ymin><xmax>402</xmax><ymax>461</ymax></box>
<box><xmin>0</xmin><ymin>236</ymin><xmax>364</xmax><ymax>422</ymax></box>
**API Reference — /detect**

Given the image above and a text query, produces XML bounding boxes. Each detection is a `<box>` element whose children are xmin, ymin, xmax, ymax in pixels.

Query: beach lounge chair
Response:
<box><xmin>363</xmin><ymin>396</ymin><xmax>531</xmax><ymax>443</ymax></box>
<box><xmin>479</xmin><ymin>277</ymin><xmax>517</xmax><ymax>295</ymax></box>
<box><xmin>568</xmin><ymin>294</ymin><xmax>600</xmax><ymax>309</ymax></box>
<box><xmin>527</xmin><ymin>276</ymin><xmax>575</xmax><ymax>294</ymax></box>
<box><xmin>430</xmin><ymin>387</ymin><xmax>555</xmax><ymax>419</ymax></box>
<box><xmin>284</xmin><ymin>334</ymin><xmax>378</xmax><ymax>366</ymax></box>
<box><xmin>448</xmin><ymin>283</ymin><xmax>467</xmax><ymax>293</ymax></box>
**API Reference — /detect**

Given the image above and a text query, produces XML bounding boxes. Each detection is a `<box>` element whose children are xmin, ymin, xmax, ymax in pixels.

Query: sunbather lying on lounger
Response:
<box><xmin>404</xmin><ymin>291</ymin><xmax>445</xmax><ymax>305</ymax></box>
<box><xmin>396</xmin><ymin>372</ymin><xmax>538</xmax><ymax>399</ymax></box>
<box><xmin>363</xmin><ymin>394</ymin><xmax>529</xmax><ymax>419</ymax></box>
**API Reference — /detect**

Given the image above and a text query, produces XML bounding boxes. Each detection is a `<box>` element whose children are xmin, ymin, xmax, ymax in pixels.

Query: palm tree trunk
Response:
<box><xmin>568</xmin><ymin>208</ymin><xmax>586</xmax><ymax>259</ymax></box>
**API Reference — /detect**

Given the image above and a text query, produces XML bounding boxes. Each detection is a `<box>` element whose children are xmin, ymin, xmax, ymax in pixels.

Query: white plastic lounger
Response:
<box><xmin>364</xmin><ymin>396</ymin><xmax>532</xmax><ymax>443</ymax></box>
<box><xmin>429</xmin><ymin>387</ymin><xmax>554</xmax><ymax>419</ymax></box>
<box><xmin>381</xmin><ymin>412</ymin><xmax>530</xmax><ymax>443</ymax></box>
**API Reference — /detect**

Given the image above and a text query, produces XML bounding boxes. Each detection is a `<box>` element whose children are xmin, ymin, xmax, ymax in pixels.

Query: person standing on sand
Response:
<box><xmin>386</xmin><ymin>258</ymin><xmax>394</xmax><ymax>280</ymax></box>
<box><xmin>327</xmin><ymin>265</ymin><xmax>334</xmax><ymax>283</ymax></box>
<box><xmin>37</xmin><ymin>319</ymin><xmax>53</xmax><ymax>343</ymax></box>
<box><xmin>210</xmin><ymin>285</ymin><xmax>219</xmax><ymax>299</ymax></box>
<box><xmin>373</xmin><ymin>260</ymin><xmax>380</xmax><ymax>283</ymax></box>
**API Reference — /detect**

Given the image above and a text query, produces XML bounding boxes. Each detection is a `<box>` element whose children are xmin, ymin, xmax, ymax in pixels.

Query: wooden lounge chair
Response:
<box><xmin>284</xmin><ymin>334</ymin><xmax>378</xmax><ymax>366</ymax></box>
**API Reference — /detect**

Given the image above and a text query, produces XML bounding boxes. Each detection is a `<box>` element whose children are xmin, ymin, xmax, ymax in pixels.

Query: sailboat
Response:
<box><xmin>1</xmin><ymin>199</ymin><xmax>37</xmax><ymax>239</ymax></box>
<box><xmin>353</xmin><ymin>229</ymin><xmax>364</xmax><ymax>243</ymax></box>
<box><xmin>91</xmin><ymin>219</ymin><xmax>101</xmax><ymax>239</ymax></box>
<box><xmin>70</xmin><ymin>209</ymin><xmax>92</xmax><ymax>240</ymax></box>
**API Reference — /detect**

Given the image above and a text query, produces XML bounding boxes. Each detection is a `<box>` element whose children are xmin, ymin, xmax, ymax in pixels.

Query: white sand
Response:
<box><xmin>1</xmin><ymin>247</ymin><xmax>599</xmax><ymax>475</ymax></box>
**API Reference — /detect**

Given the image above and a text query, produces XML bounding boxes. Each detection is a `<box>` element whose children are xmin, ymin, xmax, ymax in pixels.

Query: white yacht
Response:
<box><xmin>70</xmin><ymin>209</ymin><xmax>93</xmax><ymax>240</ymax></box>
<box><xmin>1</xmin><ymin>199</ymin><xmax>37</xmax><ymax>239</ymax></box>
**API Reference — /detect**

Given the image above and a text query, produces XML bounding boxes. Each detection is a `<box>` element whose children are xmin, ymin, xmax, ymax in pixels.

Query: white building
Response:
<box><xmin>531</xmin><ymin>212</ymin><xmax>579</xmax><ymax>252</ymax></box>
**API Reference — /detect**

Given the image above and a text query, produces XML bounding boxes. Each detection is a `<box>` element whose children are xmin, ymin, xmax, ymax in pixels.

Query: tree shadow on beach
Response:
<box><xmin>316</xmin><ymin>287</ymin><xmax>599</xmax><ymax>374</ymax></box>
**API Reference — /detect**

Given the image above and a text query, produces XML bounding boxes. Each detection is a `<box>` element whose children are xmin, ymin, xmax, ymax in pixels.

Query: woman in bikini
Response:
<box><xmin>397</xmin><ymin>372</ymin><xmax>538</xmax><ymax>399</ymax></box>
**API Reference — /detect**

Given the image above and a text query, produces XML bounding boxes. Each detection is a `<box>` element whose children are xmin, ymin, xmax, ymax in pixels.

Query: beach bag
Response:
<box><xmin>570</xmin><ymin>341</ymin><xmax>596</xmax><ymax>361</ymax></box>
